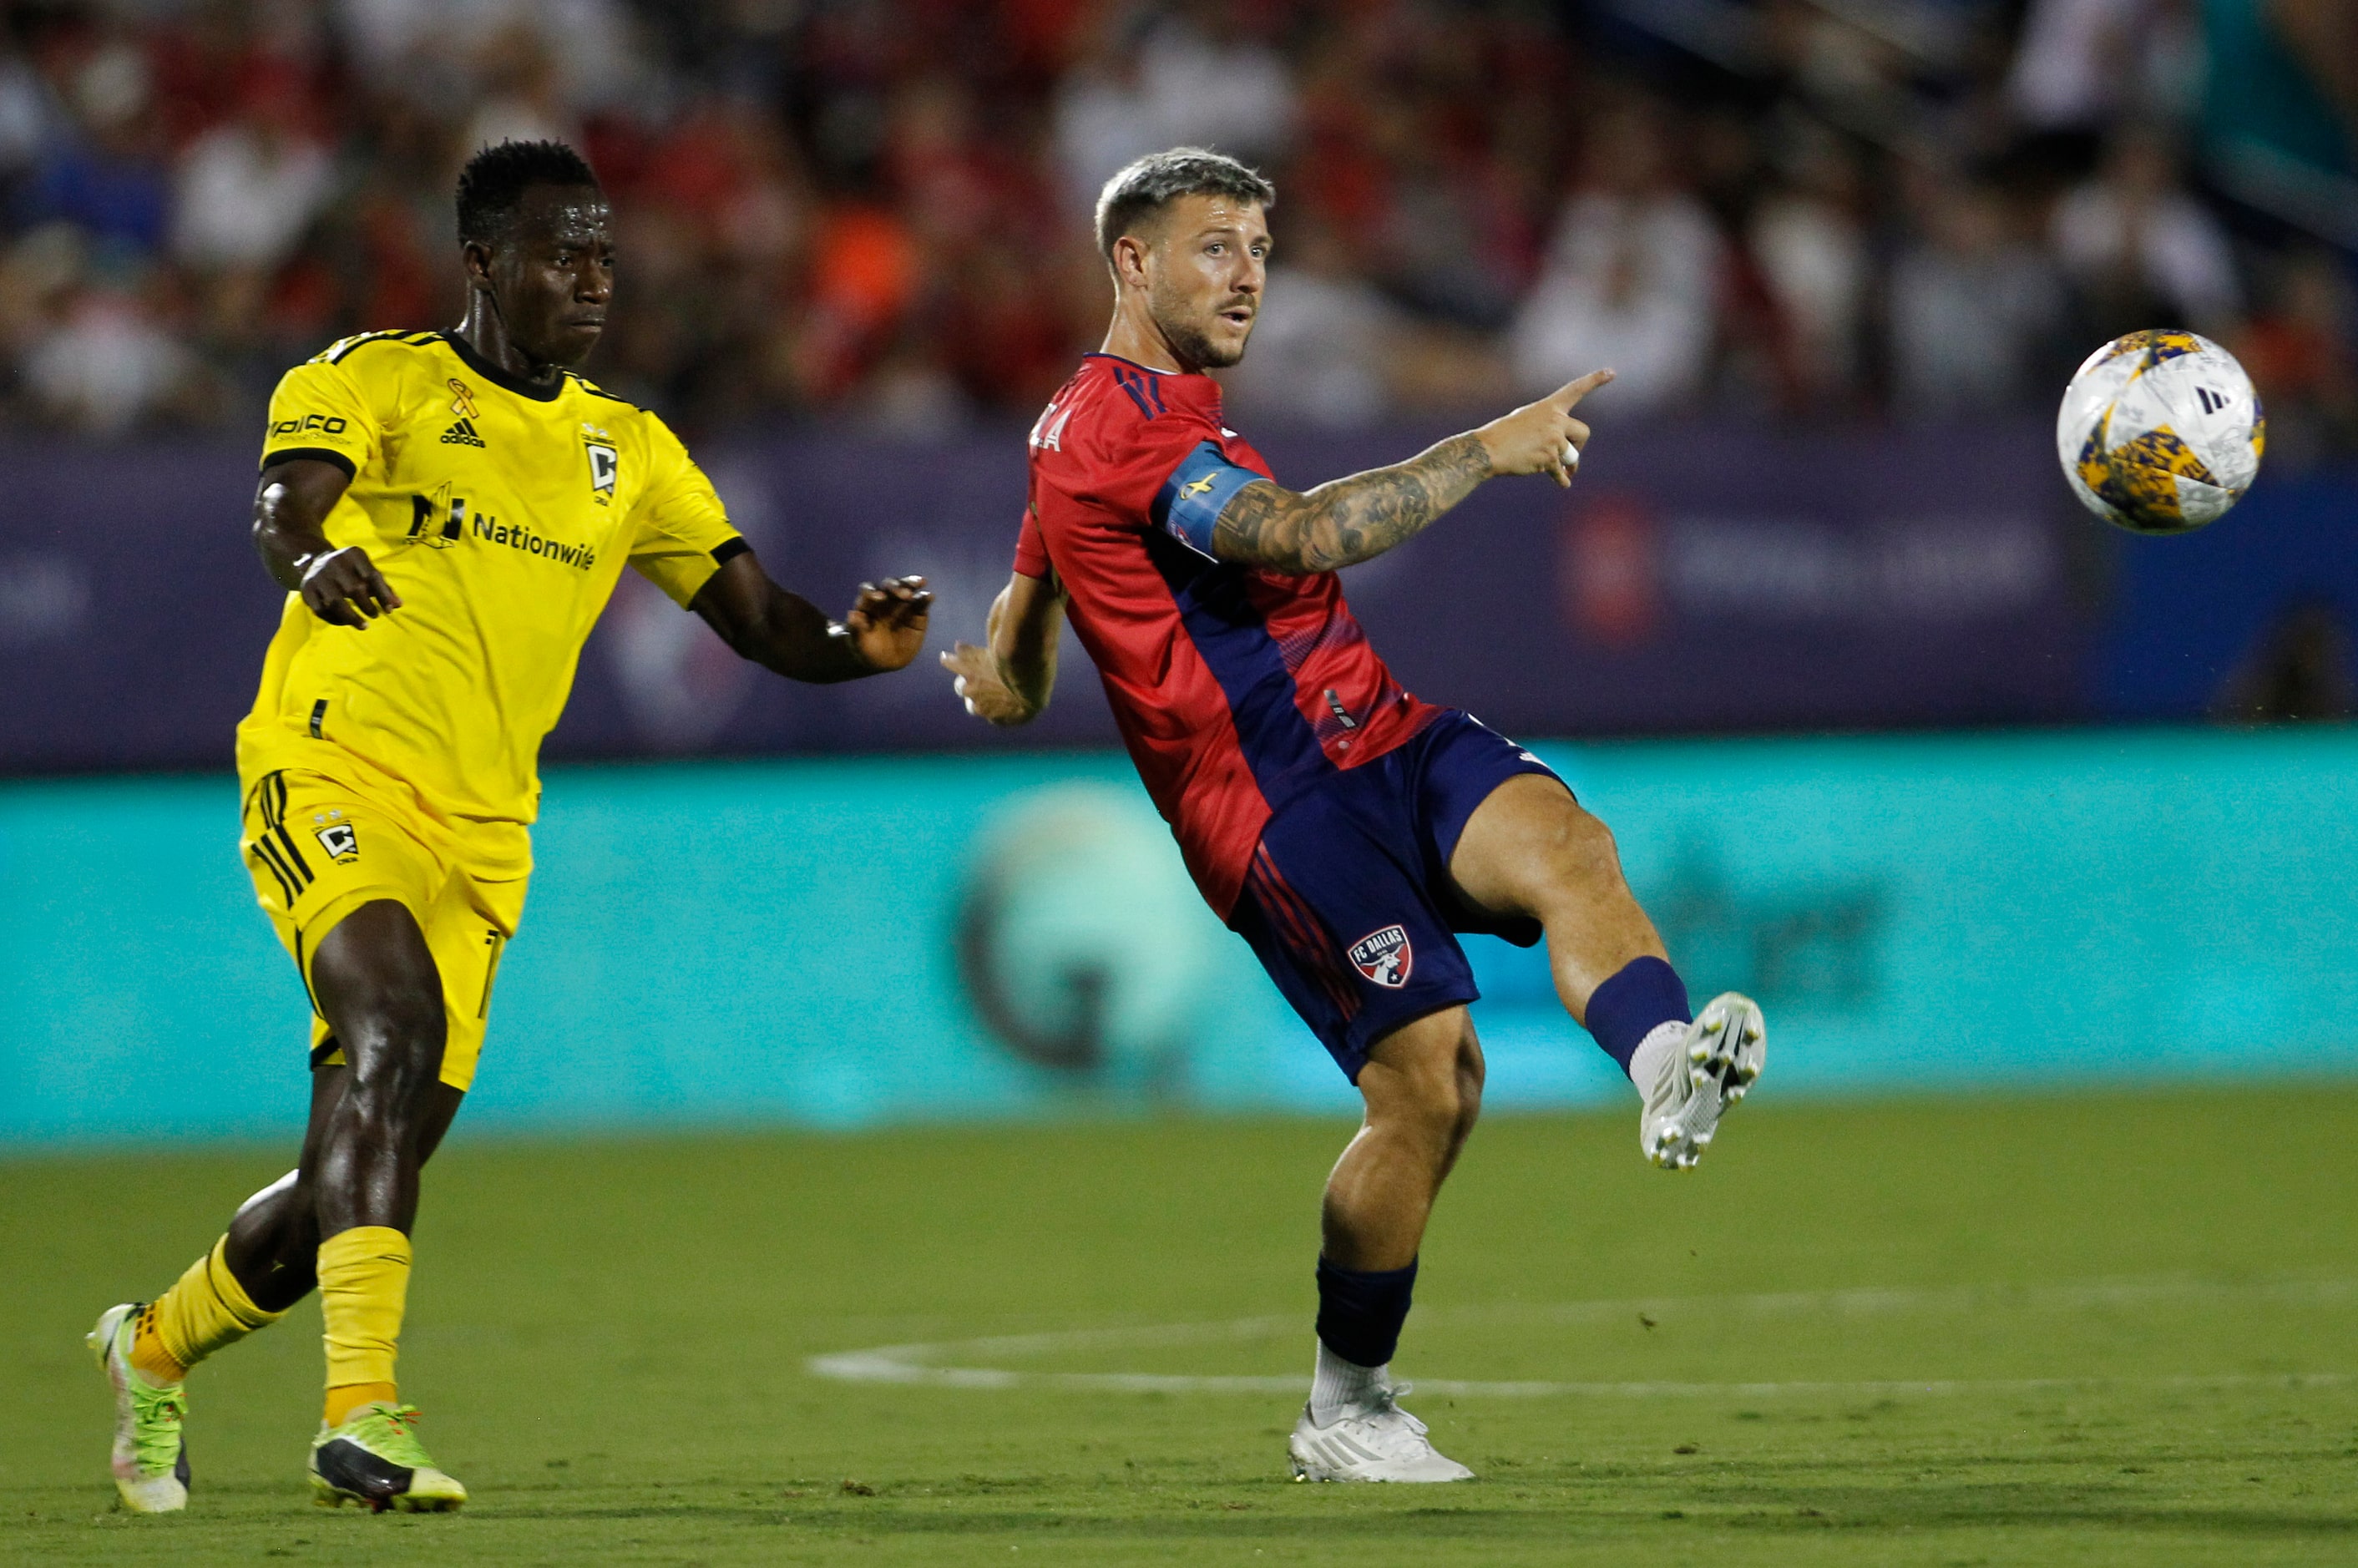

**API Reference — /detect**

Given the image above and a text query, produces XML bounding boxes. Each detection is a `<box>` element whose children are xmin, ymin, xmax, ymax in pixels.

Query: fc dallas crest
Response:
<box><xmin>1349</xmin><ymin>924</ymin><xmax>1413</xmax><ymax>988</ymax></box>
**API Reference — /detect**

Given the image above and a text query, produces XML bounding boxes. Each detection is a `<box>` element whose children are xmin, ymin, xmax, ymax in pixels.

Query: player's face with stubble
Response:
<box><xmin>1146</xmin><ymin>195</ymin><xmax>1269</xmax><ymax>371</ymax></box>
<box><xmin>483</xmin><ymin>185</ymin><xmax>615</xmax><ymax>370</ymax></box>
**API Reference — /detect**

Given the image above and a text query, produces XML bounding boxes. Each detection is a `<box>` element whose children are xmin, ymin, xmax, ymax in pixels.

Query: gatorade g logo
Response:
<box><xmin>1348</xmin><ymin>925</ymin><xmax>1413</xmax><ymax>988</ymax></box>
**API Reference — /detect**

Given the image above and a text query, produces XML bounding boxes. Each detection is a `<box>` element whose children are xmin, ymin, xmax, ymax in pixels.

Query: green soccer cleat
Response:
<box><xmin>87</xmin><ymin>1302</ymin><xmax>190</xmax><ymax>1514</ymax></box>
<box><xmin>308</xmin><ymin>1403</ymin><xmax>468</xmax><ymax>1513</ymax></box>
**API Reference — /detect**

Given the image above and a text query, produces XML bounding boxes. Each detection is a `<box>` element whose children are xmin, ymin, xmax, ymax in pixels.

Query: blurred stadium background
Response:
<box><xmin>3</xmin><ymin>0</ymin><xmax>2354</xmax><ymax>1137</ymax></box>
<box><xmin>3</xmin><ymin>0</ymin><xmax>2356</xmax><ymax>1559</ymax></box>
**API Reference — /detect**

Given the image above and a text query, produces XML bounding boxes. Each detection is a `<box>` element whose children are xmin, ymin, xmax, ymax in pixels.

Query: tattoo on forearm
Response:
<box><xmin>1210</xmin><ymin>433</ymin><xmax>1493</xmax><ymax>574</ymax></box>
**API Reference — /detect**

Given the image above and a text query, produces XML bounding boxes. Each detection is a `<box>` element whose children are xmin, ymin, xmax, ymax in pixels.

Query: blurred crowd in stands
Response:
<box><xmin>0</xmin><ymin>0</ymin><xmax>2351</xmax><ymax>454</ymax></box>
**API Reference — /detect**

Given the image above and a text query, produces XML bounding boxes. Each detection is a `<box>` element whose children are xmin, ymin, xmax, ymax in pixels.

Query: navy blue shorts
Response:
<box><xmin>1229</xmin><ymin>710</ymin><xmax>1566</xmax><ymax>1081</ymax></box>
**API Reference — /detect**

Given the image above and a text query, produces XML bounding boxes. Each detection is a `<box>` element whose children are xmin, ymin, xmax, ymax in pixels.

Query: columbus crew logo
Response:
<box><xmin>1348</xmin><ymin>924</ymin><xmax>1413</xmax><ymax>988</ymax></box>
<box><xmin>310</xmin><ymin>808</ymin><xmax>359</xmax><ymax>863</ymax></box>
<box><xmin>585</xmin><ymin>438</ymin><xmax>618</xmax><ymax>503</ymax></box>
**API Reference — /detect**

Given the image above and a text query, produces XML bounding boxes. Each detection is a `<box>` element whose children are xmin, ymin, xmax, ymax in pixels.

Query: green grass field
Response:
<box><xmin>6</xmin><ymin>1085</ymin><xmax>2356</xmax><ymax>1565</ymax></box>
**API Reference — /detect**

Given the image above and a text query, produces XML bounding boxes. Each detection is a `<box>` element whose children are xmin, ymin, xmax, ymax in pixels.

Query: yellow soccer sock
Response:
<box><xmin>317</xmin><ymin>1226</ymin><xmax>412</xmax><ymax>1427</ymax></box>
<box><xmin>134</xmin><ymin>1237</ymin><xmax>287</xmax><ymax>1385</ymax></box>
<box><xmin>324</xmin><ymin>1381</ymin><xmax>400</xmax><ymax>1428</ymax></box>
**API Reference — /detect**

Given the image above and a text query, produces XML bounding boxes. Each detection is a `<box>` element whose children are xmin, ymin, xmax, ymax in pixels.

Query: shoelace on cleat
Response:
<box><xmin>1356</xmin><ymin>1385</ymin><xmax>1433</xmax><ymax>1450</ymax></box>
<box><xmin>129</xmin><ymin>1380</ymin><xmax>187</xmax><ymax>1476</ymax></box>
<box><xmin>343</xmin><ymin>1404</ymin><xmax>439</xmax><ymax>1470</ymax></box>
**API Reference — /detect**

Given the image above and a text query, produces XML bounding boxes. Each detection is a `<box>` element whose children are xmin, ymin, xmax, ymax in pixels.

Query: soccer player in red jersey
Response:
<box><xmin>942</xmin><ymin>149</ymin><xmax>1768</xmax><ymax>1483</ymax></box>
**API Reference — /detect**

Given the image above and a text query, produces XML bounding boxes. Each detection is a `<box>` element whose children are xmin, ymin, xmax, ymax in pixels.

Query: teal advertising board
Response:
<box><xmin>3</xmin><ymin>729</ymin><xmax>2354</xmax><ymax>1146</ymax></box>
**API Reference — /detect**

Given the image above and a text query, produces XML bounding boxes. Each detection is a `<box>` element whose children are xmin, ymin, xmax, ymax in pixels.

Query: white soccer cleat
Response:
<box><xmin>1635</xmin><ymin>992</ymin><xmax>1765</xmax><ymax>1170</ymax></box>
<box><xmin>88</xmin><ymin>1302</ymin><xmax>190</xmax><ymax>1514</ymax></box>
<box><xmin>1288</xmin><ymin>1383</ymin><xmax>1475</xmax><ymax>1483</ymax></box>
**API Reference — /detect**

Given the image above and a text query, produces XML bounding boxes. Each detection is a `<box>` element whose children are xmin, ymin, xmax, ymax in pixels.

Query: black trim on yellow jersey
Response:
<box><xmin>324</xmin><ymin>329</ymin><xmax>438</xmax><ymax>364</ymax></box>
<box><xmin>326</xmin><ymin>329</ymin><xmax>407</xmax><ymax>364</ymax></box>
<box><xmin>711</xmin><ymin>537</ymin><xmax>751</xmax><ymax>566</ymax></box>
<box><xmin>261</xmin><ymin>446</ymin><xmax>358</xmax><ymax>480</ymax></box>
<box><xmin>567</xmin><ymin>374</ymin><xmax>639</xmax><ymax>408</ymax></box>
<box><xmin>440</xmin><ymin>331</ymin><xmax>564</xmax><ymax>402</ymax></box>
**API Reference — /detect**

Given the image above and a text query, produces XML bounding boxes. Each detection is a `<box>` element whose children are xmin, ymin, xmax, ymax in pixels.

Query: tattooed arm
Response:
<box><xmin>1210</xmin><ymin>368</ymin><xmax>1616</xmax><ymax>575</ymax></box>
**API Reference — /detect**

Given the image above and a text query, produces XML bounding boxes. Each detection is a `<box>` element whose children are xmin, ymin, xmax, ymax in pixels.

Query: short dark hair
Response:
<box><xmin>456</xmin><ymin>139</ymin><xmax>601</xmax><ymax>245</ymax></box>
<box><xmin>1094</xmin><ymin>147</ymin><xmax>1274</xmax><ymax>260</ymax></box>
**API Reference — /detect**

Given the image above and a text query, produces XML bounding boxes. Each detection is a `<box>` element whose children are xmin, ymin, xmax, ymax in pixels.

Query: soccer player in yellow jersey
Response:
<box><xmin>86</xmin><ymin>140</ymin><xmax>932</xmax><ymax>1515</ymax></box>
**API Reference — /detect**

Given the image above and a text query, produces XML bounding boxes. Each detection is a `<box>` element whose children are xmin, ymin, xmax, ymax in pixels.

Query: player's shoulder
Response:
<box><xmin>562</xmin><ymin>371</ymin><xmax>674</xmax><ymax>445</ymax></box>
<box><xmin>304</xmin><ymin>328</ymin><xmax>447</xmax><ymax>372</ymax></box>
<box><xmin>1037</xmin><ymin>355</ymin><xmax>1220</xmax><ymax>461</ymax></box>
<box><xmin>1085</xmin><ymin>353</ymin><xmax>1221</xmax><ymax>425</ymax></box>
<box><xmin>562</xmin><ymin>369</ymin><xmax>644</xmax><ymax>414</ymax></box>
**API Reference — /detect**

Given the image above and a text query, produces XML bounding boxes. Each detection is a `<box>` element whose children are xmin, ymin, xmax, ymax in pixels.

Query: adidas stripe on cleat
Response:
<box><xmin>1287</xmin><ymin>1383</ymin><xmax>1474</xmax><ymax>1483</ymax></box>
<box><xmin>308</xmin><ymin>1403</ymin><xmax>467</xmax><ymax>1513</ymax></box>
<box><xmin>1635</xmin><ymin>992</ymin><xmax>1766</xmax><ymax>1171</ymax></box>
<box><xmin>88</xmin><ymin>1302</ymin><xmax>190</xmax><ymax>1514</ymax></box>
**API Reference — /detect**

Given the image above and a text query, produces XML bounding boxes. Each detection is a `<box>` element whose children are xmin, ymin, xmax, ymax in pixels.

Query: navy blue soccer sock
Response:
<box><xmin>1585</xmin><ymin>956</ymin><xmax>1693</xmax><ymax>1078</ymax></box>
<box><xmin>1315</xmin><ymin>1257</ymin><xmax>1417</xmax><ymax>1369</ymax></box>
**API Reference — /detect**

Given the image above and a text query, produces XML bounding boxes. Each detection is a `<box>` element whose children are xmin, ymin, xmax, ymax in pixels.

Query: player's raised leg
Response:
<box><xmin>1289</xmin><ymin>1006</ymin><xmax>1481</xmax><ymax>1483</ymax></box>
<box><xmin>92</xmin><ymin>900</ymin><xmax>468</xmax><ymax>1515</ymax></box>
<box><xmin>88</xmin><ymin>1107</ymin><xmax>325</xmax><ymax>1513</ymax></box>
<box><xmin>89</xmin><ymin>1139</ymin><xmax>323</xmax><ymax>1514</ymax></box>
<box><xmin>1449</xmin><ymin>773</ymin><xmax>1764</xmax><ymax>1168</ymax></box>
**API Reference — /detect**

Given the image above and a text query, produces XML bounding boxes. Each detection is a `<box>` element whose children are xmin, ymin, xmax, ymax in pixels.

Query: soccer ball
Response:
<box><xmin>2056</xmin><ymin>330</ymin><xmax>2264</xmax><ymax>535</ymax></box>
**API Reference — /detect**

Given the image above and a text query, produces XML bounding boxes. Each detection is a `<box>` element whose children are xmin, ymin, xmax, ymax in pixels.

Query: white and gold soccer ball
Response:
<box><xmin>2057</xmin><ymin>330</ymin><xmax>2264</xmax><ymax>535</ymax></box>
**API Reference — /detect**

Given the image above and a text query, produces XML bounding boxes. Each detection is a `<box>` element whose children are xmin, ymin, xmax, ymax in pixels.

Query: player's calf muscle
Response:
<box><xmin>226</xmin><ymin>1179</ymin><xmax>322</xmax><ymax>1313</ymax></box>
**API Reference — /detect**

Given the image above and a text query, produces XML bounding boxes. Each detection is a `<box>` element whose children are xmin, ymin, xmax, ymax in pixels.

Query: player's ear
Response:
<box><xmin>1111</xmin><ymin>233</ymin><xmax>1151</xmax><ymax>291</ymax></box>
<box><xmin>460</xmin><ymin>238</ymin><xmax>494</xmax><ymax>289</ymax></box>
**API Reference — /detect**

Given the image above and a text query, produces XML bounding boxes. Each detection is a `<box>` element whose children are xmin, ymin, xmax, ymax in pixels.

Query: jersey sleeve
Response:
<box><xmin>1065</xmin><ymin>403</ymin><xmax>1262</xmax><ymax>557</ymax></box>
<box><xmin>1013</xmin><ymin>506</ymin><xmax>1050</xmax><ymax>579</ymax></box>
<box><xmin>625</xmin><ymin>415</ymin><xmax>747</xmax><ymax>608</ymax></box>
<box><xmin>261</xmin><ymin>355</ymin><xmax>382</xmax><ymax>478</ymax></box>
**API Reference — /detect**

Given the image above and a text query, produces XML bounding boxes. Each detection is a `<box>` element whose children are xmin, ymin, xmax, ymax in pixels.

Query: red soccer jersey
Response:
<box><xmin>1015</xmin><ymin>353</ymin><xmax>1440</xmax><ymax>918</ymax></box>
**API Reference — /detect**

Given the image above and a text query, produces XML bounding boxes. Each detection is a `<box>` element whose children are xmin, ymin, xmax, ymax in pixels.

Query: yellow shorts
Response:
<box><xmin>240</xmin><ymin>766</ymin><xmax>528</xmax><ymax>1092</ymax></box>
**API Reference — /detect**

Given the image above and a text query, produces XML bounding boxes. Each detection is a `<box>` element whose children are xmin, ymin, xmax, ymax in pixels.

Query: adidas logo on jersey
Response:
<box><xmin>441</xmin><ymin>418</ymin><xmax>486</xmax><ymax>448</ymax></box>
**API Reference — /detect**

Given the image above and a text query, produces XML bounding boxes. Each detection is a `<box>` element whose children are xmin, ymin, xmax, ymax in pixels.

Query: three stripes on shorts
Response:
<box><xmin>247</xmin><ymin>771</ymin><xmax>314</xmax><ymax>905</ymax></box>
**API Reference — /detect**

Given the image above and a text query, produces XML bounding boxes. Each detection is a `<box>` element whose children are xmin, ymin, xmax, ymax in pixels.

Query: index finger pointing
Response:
<box><xmin>1552</xmin><ymin>368</ymin><xmax>1616</xmax><ymax>409</ymax></box>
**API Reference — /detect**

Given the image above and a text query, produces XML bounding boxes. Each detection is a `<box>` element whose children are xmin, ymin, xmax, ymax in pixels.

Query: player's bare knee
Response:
<box><xmin>1560</xmin><ymin>804</ymin><xmax>1624</xmax><ymax>879</ymax></box>
<box><xmin>1394</xmin><ymin>1056</ymin><xmax>1476</xmax><ymax>1164</ymax></box>
<box><xmin>1445</xmin><ymin>1029</ymin><xmax>1484</xmax><ymax>1154</ymax></box>
<box><xmin>1531</xmin><ymin>806</ymin><xmax>1632</xmax><ymax>914</ymax></box>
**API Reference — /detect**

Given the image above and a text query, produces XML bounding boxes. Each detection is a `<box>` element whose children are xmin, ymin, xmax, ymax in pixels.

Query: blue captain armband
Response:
<box><xmin>1151</xmin><ymin>441</ymin><xmax>1262</xmax><ymax>557</ymax></box>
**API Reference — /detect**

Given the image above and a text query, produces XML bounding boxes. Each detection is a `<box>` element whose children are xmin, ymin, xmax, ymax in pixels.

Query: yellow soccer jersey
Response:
<box><xmin>236</xmin><ymin>330</ymin><xmax>743</xmax><ymax>852</ymax></box>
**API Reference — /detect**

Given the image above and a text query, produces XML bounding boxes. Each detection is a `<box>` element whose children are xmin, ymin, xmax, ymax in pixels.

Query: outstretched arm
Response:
<box><xmin>689</xmin><ymin>550</ymin><xmax>931</xmax><ymax>684</ymax></box>
<box><xmin>1210</xmin><ymin>369</ymin><xmax>1614</xmax><ymax>575</ymax></box>
<box><xmin>940</xmin><ymin>568</ymin><xmax>1066</xmax><ymax>726</ymax></box>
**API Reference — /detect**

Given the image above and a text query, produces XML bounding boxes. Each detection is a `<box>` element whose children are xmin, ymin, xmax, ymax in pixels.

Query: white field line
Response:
<box><xmin>805</xmin><ymin>1276</ymin><xmax>2358</xmax><ymax>1399</ymax></box>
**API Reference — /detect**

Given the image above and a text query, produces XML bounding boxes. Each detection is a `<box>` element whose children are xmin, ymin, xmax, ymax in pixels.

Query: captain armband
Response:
<box><xmin>1151</xmin><ymin>442</ymin><xmax>1262</xmax><ymax>557</ymax></box>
